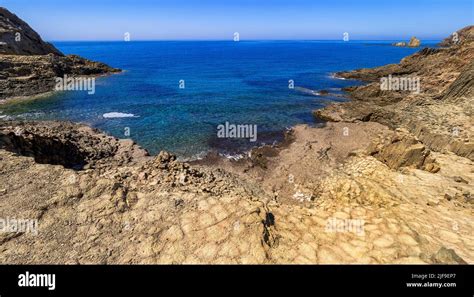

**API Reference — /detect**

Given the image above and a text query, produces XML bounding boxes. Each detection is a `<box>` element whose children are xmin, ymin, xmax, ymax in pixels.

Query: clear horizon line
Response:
<box><xmin>49</xmin><ymin>38</ymin><xmax>443</xmax><ymax>42</ymax></box>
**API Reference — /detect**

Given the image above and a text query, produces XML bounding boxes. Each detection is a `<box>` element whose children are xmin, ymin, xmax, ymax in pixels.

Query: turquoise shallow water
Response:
<box><xmin>0</xmin><ymin>41</ymin><xmax>435</xmax><ymax>157</ymax></box>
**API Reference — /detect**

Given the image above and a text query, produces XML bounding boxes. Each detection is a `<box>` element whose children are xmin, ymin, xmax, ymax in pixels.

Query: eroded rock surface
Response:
<box><xmin>0</xmin><ymin>120</ymin><xmax>472</xmax><ymax>264</ymax></box>
<box><xmin>0</xmin><ymin>27</ymin><xmax>472</xmax><ymax>264</ymax></box>
<box><xmin>0</xmin><ymin>121</ymin><xmax>149</xmax><ymax>169</ymax></box>
<box><xmin>315</xmin><ymin>26</ymin><xmax>474</xmax><ymax>161</ymax></box>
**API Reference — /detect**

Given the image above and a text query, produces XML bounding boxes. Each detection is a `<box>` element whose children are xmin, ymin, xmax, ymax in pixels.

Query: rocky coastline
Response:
<box><xmin>315</xmin><ymin>26</ymin><xmax>473</xmax><ymax>161</ymax></box>
<box><xmin>0</xmin><ymin>8</ymin><xmax>120</xmax><ymax>102</ymax></box>
<box><xmin>0</xmin><ymin>8</ymin><xmax>472</xmax><ymax>264</ymax></box>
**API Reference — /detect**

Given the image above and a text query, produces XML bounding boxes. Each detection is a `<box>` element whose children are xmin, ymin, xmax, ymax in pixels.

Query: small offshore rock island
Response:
<box><xmin>0</xmin><ymin>7</ymin><xmax>473</xmax><ymax>264</ymax></box>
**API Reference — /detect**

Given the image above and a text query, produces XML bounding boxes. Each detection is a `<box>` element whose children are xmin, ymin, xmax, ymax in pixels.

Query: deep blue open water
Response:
<box><xmin>0</xmin><ymin>41</ymin><xmax>435</xmax><ymax>157</ymax></box>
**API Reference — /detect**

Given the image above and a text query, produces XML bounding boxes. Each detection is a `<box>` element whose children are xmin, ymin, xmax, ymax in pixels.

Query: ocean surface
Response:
<box><xmin>0</xmin><ymin>41</ymin><xmax>437</xmax><ymax>158</ymax></box>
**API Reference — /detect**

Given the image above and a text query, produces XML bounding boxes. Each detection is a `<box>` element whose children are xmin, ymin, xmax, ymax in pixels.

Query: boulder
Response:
<box><xmin>367</xmin><ymin>133</ymin><xmax>432</xmax><ymax>169</ymax></box>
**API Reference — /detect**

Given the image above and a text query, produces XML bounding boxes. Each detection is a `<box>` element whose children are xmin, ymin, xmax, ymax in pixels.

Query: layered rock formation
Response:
<box><xmin>0</xmin><ymin>8</ymin><xmax>120</xmax><ymax>101</ymax></box>
<box><xmin>315</xmin><ymin>26</ymin><xmax>474</xmax><ymax>161</ymax></box>
<box><xmin>439</xmin><ymin>26</ymin><xmax>474</xmax><ymax>47</ymax></box>
<box><xmin>0</xmin><ymin>54</ymin><xmax>121</xmax><ymax>100</ymax></box>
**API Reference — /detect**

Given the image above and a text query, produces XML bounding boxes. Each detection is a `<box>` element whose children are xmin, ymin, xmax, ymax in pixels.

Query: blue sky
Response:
<box><xmin>2</xmin><ymin>0</ymin><xmax>473</xmax><ymax>40</ymax></box>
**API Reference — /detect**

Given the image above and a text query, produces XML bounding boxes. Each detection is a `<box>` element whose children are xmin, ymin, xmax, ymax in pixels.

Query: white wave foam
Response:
<box><xmin>0</xmin><ymin>115</ymin><xmax>13</xmax><ymax>120</ymax></box>
<box><xmin>177</xmin><ymin>151</ymin><xmax>210</xmax><ymax>162</ymax></box>
<box><xmin>103</xmin><ymin>112</ymin><xmax>136</xmax><ymax>118</ymax></box>
<box><xmin>294</xmin><ymin>86</ymin><xmax>320</xmax><ymax>96</ymax></box>
<box><xmin>12</xmin><ymin>112</ymin><xmax>45</xmax><ymax>120</ymax></box>
<box><xmin>219</xmin><ymin>152</ymin><xmax>247</xmax><ymax>161</ymax></box>
<box><xmin>330</xmin><ymin>73</ymin><xmax>346</xmax><ymax>80</ymax></box>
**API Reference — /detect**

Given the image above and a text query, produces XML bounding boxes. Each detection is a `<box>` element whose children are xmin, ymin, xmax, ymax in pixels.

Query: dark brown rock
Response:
<box><xmin>0</xmin><ymin>8</ymin><xmax>63</xmax><ymax>55</ymax></box>
<box><xmin>0</xmin><ymin>8</ymin><xmax>121</xmax><ymax>101</ymax></box>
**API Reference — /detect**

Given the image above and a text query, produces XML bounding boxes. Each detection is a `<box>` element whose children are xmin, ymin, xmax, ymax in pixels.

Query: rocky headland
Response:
<box><xmin>0</xmin><ymin>7</ymin><xmax>120</xmax><ymax>101</ymax></box>
<box><xmin>315</xmin><ymin>26</ymin><xmax>473</xmax><ymax>161</ymax></box>
<box><xmin>0</xmin><ymin>10</ymin><xmax>472</xmax><ymax>264</ymax></box>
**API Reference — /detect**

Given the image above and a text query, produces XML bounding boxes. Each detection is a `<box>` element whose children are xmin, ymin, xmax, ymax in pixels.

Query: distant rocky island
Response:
<box><xmin>0</xmin><ymin>7</ymin><xmax>120</xmax><ymax>101</ymax></box>
<box><xmin>393</xmin><ymin>36</ymin><xmax>421</xmax><ymax>47</ymax></box>
<box><xmin>0</xmin><ymin>7</ymin><xmax>472</xmax><ymax>264</ymax></box>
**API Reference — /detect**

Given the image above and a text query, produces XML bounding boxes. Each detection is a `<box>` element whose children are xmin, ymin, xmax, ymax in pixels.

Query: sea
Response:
<box><xmin>0</xmin><ymin>40</ymin><xmax>436</xmax><ymax>158</ymax></box>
